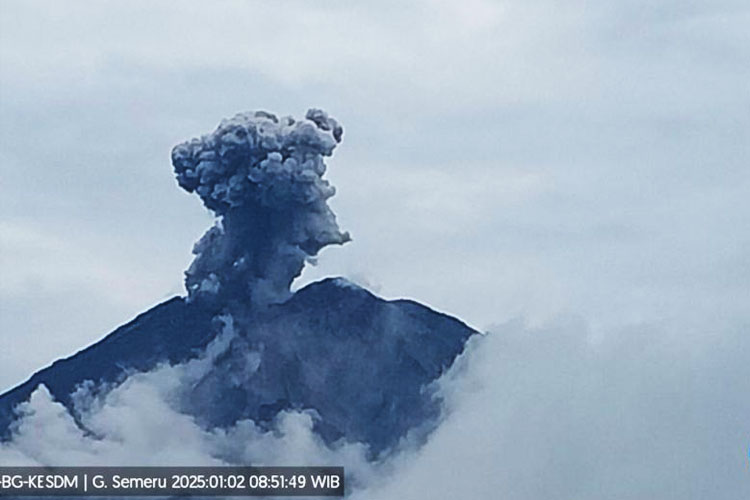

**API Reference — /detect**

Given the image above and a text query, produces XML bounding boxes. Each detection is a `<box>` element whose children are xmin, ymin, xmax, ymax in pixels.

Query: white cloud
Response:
<box><xmin>356</xmin><ymin>317</ymin><xmax>750</xmax><ymax>499</ymax></box>
<box><xmin>3</xmin><ymin>314</ymin><xmax>747</xmax><ymax>498</ymax></box>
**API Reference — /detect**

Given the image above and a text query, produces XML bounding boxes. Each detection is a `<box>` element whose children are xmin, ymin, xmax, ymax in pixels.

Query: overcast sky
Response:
<box><xmin>1</xmin><ymin>1</ymin><xmax>750</xmax><ymax>497</ymax></box>
<box><xmin>1</xmin><ymin>0</ymin><xmax>748</xmax><ymax>393</ymax></box>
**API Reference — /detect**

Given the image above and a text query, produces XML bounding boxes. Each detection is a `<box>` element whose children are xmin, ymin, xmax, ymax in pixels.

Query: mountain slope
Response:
<box><xmin>0</xmin><ymin>297</ymin><xmax>217</xmax><ymax>440</ymax></box>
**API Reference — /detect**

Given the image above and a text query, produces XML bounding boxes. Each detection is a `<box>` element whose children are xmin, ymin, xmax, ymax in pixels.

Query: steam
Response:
<box><xmin>171</xmin><ymin>109</ymin><xmax>349</xmax><ymax>306</ymax></box>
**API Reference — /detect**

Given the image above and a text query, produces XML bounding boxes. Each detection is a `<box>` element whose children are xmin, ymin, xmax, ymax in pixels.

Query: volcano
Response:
<box><xmin>0</xmin><ymin>109</ymin><xmax>476</xmax><ymax>460</ymax></box>
<box><xmin>0</xmin><ymin>278</ymin><xmax>475</xmax><ymax>456</ymax></box>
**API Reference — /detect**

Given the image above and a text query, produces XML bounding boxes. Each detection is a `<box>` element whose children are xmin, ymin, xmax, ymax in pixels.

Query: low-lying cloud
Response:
<box><xmin>2</xmin><ymin>313</ymin><xmax>748</xmax><ymax>499</ymax></box>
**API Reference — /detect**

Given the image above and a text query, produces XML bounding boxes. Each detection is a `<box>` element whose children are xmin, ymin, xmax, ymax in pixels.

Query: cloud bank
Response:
<box><xmin>2</xmin><ymin>315</ymin><xmax>748</xmax><ymax>498</ymax></box>
<box><xmin>359</xmin><ymin>318</ymin><xmax>750</xmax><ymax>499</ymax></box>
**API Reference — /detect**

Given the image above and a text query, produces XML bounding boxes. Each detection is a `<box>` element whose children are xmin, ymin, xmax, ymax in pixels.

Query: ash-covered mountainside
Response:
<box><xmin>0</xmin><ymin>278</ymin><xmax>475</xmax><ymax>454</ymax></box>
<box><xmin>0</xmin><ymin>108</ymin><xmax>477</xmax><ymax>459</ymax></box>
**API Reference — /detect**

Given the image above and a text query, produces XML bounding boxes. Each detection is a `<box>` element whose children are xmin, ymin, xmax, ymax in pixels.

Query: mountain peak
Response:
<box><xmin>1</xmin><ymin>279</ymin><xmax>476</xmax><ymax>457</ymax></box>
<box><xmin>0</xmin><ymin>109</ymin><xmax>477</xmax><ymax>463</ymax></box>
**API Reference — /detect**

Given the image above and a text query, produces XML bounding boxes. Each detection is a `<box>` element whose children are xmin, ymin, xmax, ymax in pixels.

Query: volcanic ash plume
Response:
<box><xmin>171</xmin><ymin>109</ymin><xmax>349</xmax><ymax>306</ymax></box>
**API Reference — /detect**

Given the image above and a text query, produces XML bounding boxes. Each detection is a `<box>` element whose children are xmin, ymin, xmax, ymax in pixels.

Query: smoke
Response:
<box><xmin>171</xmin><ymin>109</ymin><xmax>349</xmax><ymax>306</ymax></box>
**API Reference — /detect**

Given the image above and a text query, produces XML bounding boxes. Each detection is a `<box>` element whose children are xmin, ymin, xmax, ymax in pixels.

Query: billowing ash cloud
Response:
<box><xmin>171</xmin><ymin>109</ymin><xmax>349</xmax><ymax>305</ymax></box>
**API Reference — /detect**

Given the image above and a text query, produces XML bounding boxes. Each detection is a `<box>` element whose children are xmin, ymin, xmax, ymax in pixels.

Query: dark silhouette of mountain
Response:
<box><xmin>0</xmin><ymin>278</ymin><xmax>475</xmax><ymax>456</ymax></box>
